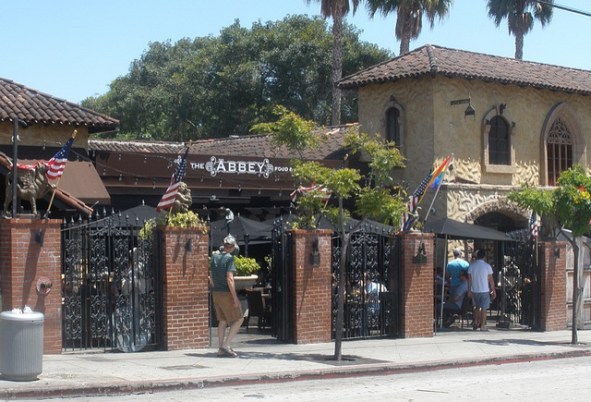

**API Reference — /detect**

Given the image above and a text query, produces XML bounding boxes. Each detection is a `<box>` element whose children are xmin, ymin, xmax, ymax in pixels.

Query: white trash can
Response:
<box><xmin>0</xmin><ymin>310</ymin><xmax>44</xmax><ymax>381</ymax></box>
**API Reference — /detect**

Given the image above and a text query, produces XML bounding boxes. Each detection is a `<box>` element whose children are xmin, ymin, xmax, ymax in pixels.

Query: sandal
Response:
<box><xmin>221</xmin><ymin>346</ymin><xmax>238</xmax><ymax>358</ymax></box>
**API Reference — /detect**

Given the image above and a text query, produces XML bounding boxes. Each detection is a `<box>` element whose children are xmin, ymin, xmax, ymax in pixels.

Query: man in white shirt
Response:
<box><xmin>468</xmin><ymin>249</ymin><xmax>496</xmax><ymax>331</ymax></box>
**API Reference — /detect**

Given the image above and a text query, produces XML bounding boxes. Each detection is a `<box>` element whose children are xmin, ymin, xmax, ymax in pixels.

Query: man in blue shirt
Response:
<box><xmin>446</xmin><ymin>248</ymin><xmax>469</xmax><ymax>294</ymax></box>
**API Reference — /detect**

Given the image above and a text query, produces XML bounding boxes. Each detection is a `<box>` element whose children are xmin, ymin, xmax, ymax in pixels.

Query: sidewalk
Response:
<box><xmin>1</xmin><ymin>326</ymin><xmax>590</xmax><ymax>400</ymax></box>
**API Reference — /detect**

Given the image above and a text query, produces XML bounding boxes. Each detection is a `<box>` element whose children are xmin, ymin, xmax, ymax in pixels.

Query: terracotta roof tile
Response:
<box><xmin>0</xmin><ymin>78</ymin><xmax>119</xmax><ymax>132</ymax></box>
<box><xmin>338</xmin><ymin>44</ymin><xmax>591</xmax><ymax>95</ymax></box>
<box><xmin>89</xmin><ymin>124</ymin><xmax>354</xmax><ymax>160</ymax></box>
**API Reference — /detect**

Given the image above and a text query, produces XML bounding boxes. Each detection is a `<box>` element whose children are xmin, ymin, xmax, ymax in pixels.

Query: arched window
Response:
<box><xmin>386</xmin><ymin>107</ymin><xmax>401</xmax><ymax>146</ymax></box>
<box><xmin>546</xmin><ymin>117</ymin><xmax>573</xmax><ymax>186</ymax></box>
<box><xmin>488</xmin><ymin>116</ymin><xmax>510</xmax><ymax>165</ymax></box>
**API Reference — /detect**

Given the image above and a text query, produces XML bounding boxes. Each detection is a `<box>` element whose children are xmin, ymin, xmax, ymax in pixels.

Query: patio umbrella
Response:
<box><xmin>209</xmin><ymin>215</ymin><xmax>273</xmax><ymax>256</ymax></box>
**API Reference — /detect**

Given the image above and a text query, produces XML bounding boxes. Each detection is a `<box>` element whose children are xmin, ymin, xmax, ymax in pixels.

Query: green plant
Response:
<box><xmin>139</xmin><ymin>218</ymin><xmax>156</xmax><ymax>240</ymax></box>
<box><xmin>157</xmin><ymin>211</ymin><xmax>208</xmax><ymax>231</ymax></box>
<box><xmin>233</xmin><ymin>255</ymin><xmax>260</xmax><ymax>276</ymax></box>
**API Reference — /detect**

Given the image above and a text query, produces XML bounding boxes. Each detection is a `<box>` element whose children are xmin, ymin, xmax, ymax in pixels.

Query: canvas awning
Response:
<box><xmin>423</xmin><ymin>218</ymin><xmax>516</xmax><ymax>242</ymax></box>
<box><xmin>59</xmin><ymin>161</ymin><xmax>111</xmax><ymax>205</ymax></box>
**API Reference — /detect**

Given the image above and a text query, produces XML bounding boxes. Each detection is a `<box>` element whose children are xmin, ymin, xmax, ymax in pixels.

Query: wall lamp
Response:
<box><xmin>554</xmin><ymin>246</ymin><xmax>560</xmax><ymax>258</ymax></box>
<box><xmin>450</xmin><ymin>97</ymin><xmax>476</xmax><ymax>118</ymax></box>
<box><xmin>309</xmin><ymin>236</ymin><xmax>320</xmax><ymax>266</ymax></box>
<box><xmin>412</xmin><ymin>241</ymin><xmax>427</xmax><ymax>264</ymax></box>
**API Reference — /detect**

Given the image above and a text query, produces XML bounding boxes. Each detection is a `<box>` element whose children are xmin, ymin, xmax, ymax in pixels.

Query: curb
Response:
<box><xmin>2</xmin><ymin>349</ymin><xmax>590</xmax><ymax>400</ymax></box>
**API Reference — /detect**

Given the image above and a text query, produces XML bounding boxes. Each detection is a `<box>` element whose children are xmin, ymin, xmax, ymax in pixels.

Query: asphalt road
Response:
<box><xmin>29</xmin><ymin>355</ymin><xmax>591</xmax><ymax>401</ymax></box>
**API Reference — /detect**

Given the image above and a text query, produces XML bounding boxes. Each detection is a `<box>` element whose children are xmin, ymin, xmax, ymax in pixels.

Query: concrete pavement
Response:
<box><xmin>1</xmin><ymin>325</ymin><xmax>590</xmax><ymax>400</ymax></box>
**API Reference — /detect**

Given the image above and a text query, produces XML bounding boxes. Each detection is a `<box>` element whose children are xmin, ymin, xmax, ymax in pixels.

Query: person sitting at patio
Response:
<box><xmin>442</xmin><ymin>270</ymin><xmax>468</xmax><ymax>328</ymax></box>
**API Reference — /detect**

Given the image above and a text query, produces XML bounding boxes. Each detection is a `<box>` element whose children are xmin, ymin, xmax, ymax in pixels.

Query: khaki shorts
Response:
<box><xmin>212</xmin><ymin>292</ymin><xmax>243</xmax><ymax>323</ymax></box>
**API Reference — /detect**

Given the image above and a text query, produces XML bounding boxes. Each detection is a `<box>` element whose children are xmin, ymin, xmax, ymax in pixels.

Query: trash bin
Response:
<box><xmin>0</xmin><ymin>309</ymin><xmax>44</xmax><ymax>381</ymax></box>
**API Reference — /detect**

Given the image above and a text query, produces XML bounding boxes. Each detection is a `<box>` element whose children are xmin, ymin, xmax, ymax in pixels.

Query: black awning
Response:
<box><xmin>423</xmin><ymin>218</ymin><xmax>516</xmax><ymax>241</ymax></box>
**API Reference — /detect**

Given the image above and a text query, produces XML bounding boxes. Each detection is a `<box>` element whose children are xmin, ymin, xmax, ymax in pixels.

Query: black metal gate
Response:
<box><xmin>61</xmin><ymin>212</ymin><xmax>163</xmax><ymax>352</ymax></box>
<box><xmin>496</xmin><ymin>234</ymin><xmax>540</xmax><ymax>329</ymax></box>
<box><xmin>332</xmin><ymin>226</ymin><xmax>400</xmax><ymax>339</ymax></box>
<box><xmin>270</xmin><ymin>217</ymin><xmax>294</xmax><ymax>342</ymax></box>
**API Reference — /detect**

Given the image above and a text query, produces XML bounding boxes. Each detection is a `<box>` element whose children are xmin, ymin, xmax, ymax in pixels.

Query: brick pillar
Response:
<box><xmin>291</xmin><ymin>229</ymin><xmax>332</xmax><ymax>344</ymax></box>
<box><xmin>539</xmin><ymin>241</ymin><xmax>567</xmax><ymax>331</ymax></box>
<box><xmin>399</xmin><ymin>232</ymin><xmax>434</xmax><ymax>338</ymax></box>
<box><xmin>0</xmin><ymin>218</ymin><xmax>62</xmax><ymax>354</ymax></box>
<box><xmin>160</xmin><ymin>227</ymin><xmax>209</xmax><ymax>350</ymax></box>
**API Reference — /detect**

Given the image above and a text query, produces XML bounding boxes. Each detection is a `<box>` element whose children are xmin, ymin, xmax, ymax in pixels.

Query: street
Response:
<box><xmin>42</xmin><ymin>355</ymin><xmax>591</xmax><ymax>401</ymax></box>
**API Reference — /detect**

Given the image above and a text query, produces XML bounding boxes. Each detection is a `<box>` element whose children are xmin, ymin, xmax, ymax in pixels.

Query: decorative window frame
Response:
<box><xmin>482</xmin><ymin>105</ymin><xmax>516</xmax><ymax>174</ymax></box>
<box><xmin>382</xmin><ymin>97</ymin><xmax>405</xmax><ymax>152</ymax></box>
<box><xmin>540</xmin><ymin>102</ymin><xmax>585</xmax><ymax>186</ymax></box>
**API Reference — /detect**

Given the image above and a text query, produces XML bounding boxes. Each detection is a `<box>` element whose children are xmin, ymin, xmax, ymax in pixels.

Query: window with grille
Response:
<box><xmin>488</xmin><ymin>116</ymin><xmax>510</xmax><ymax>165</ymax></box>
<box><xmin>546</xmin><ymin>118</ymin><xmax>573</xmax><ymax>186</ymax></box>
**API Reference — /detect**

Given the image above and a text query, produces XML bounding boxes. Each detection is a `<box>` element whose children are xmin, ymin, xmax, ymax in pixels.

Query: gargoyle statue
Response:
<box><xmin>4</xmin><ymin>161</ymin><xmax>55</xmax><ymax>217</ymax></box>
<box><xmin>171</xmin><ymin>182</ymin><xmax>192</xmax><ymax>214</ymax></box>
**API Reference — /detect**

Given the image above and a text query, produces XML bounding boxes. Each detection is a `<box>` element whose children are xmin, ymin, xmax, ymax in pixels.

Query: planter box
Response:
<box><xmin>234</xmin><ymin>275</ymin><xmax>258</xmax><ymax>291</ymax></box>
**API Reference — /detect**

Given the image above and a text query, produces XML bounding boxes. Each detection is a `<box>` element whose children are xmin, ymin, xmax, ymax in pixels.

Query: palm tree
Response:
<box><xmin>365</xmin><ymin>0</ymin><xmax>452</xmax><ymax>55</ymax></box>
<box><xmin>487</xmin><ymin>0</ymin><xmax>554</xmax><ymax>60</ymax></box>
<box><xmin>306</xmin><ymin>0</ymin><xmax>360</xmax><ymax>126</ymax></box>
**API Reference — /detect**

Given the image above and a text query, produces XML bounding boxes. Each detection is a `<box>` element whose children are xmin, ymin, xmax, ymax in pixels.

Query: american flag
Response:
<box><xmin>290</xmin><ymin>183</ymin><xmax>332</xmax><ymax>203</ymax></box>
<box><xmin>402</xmin><ymin>170</ymin><xmax>432</xmax><ymax>231</ymax></box>
<box><xmin>529</xmin><ymin>212</ymin><xmax>540</xmax><ymax>240</ymax></box>
<box><xmin>46</xmin><ymin>136</ymin><xmax>75</xmax><ymax>180</ymax></box>
<box><xmin>156</xmin><ymin>147</ymin><xmax>190</xmax><ymax>212</ymax></box>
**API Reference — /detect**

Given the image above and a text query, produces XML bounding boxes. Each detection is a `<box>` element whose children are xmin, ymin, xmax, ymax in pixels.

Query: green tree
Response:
<box><xmin>508</xmin><ymin>165</ymin><xmax>591</xmax><ymax>344</ymax></box>
<box><xmin>305</xmin><ymin>0</ymin><xmax>360</xmax><ymax>126</ymax></box>
<box><xmin>82</xmin><ymin>15</ymin><xmax>391</xmax><ymax>141</ymax></box>
<box><xmin>253</xmin><ymin>107</ymin><xmax>405</xmax><ymax>360</ymax></box>
<box><xmin>487</xmin><ymin>0</ymin><xmax>554</xmax><ymax>60</ymax></box>
<box><xmin>365</xmin><ymin>0</ymin><xmax>453</xmax><ymax>55</ymax></box>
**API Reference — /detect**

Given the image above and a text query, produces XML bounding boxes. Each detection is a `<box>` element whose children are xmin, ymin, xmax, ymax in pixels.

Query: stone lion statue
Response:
<box><xmin>171</xmin><ymin>182</ymin><xmax>192</xmax><ymax>214</ymax></box>
<box><xmin>4</xmin><ymin>161</ymin><xmax>54</xmax><ymax>217</ymax></box>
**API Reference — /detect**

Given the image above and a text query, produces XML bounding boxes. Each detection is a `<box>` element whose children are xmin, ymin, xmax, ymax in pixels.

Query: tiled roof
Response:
<box><xmin>89</xmin><ymin>139</ymin><xmax>184</xmax><ymax>154</ymax></box>
<box><xmin>89</xmin><ymin>124</ymin><xmax>354</xmax><ymax>160</ymax></box>
<box><xmin>0</xmin><ymin>78</ymin><xmax>119</xmax><ymax>132</ymax></box>
<box><xmin>338</xmin><ymin>44</ymin><xmax>591</xmax><ymax>95</ymax></box>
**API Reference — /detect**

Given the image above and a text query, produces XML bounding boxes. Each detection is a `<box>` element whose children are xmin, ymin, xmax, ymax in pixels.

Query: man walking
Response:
<box><xmin>467</xmin><ymin>249</ymin><xmax>496</xmax><ymax>331</ymax></box>
<box><xmin>210</xmin><ymin>235</ymin><xmax>243</xmax><ymax>357</ymax></box>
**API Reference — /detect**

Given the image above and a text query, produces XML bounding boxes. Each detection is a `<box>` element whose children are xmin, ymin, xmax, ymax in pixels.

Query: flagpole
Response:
<box><xmin>423</xmin><ymin>155</ymin><xmax>453</xmax><ymax>223</ymax></box>
<box><xmin>45</xmin><ymin>130</ymin><xmax>77</xmax><ymax>217</ymax></box>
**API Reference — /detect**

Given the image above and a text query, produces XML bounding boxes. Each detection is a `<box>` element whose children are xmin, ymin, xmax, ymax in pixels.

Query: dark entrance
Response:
<box><xmin>61</xmin><ymin>212</ymin><xmax>163</xmax><ymax>352</ymax></box>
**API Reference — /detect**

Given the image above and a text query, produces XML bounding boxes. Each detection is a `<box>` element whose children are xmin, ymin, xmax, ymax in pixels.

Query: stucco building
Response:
<box><xmin>339</xmin><ymin>44</ymin><xmax>591</xmax><ymax>236</ymax></box>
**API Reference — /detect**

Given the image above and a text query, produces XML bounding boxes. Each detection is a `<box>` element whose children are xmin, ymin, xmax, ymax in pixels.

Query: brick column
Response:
<box><xmin>0</xmin><ymin>218</ymin><xmax>62</xmax><ymax>354</ymax></box>
<box><xmin>399</xmin><ymin>232</ymin><xmax>434</xmax><ymax>338</ymax></box>
<box><xmin>291</xmin><ymin>229</ymin><xmax>332</xmax><ymax>344</ymax></box>
<box><xmin>160</xmin><ymin>227</ymin><xmax>209</xmax><ymax>350</ymax></box>
<box><xmin>539</xmin><ymin>241</ymin><xmax>567</xmax><ymax>331</ymax></box>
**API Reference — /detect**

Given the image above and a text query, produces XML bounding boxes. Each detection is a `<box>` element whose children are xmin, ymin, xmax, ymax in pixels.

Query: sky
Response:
<box><xmin>1</xmin><ymin>0</ymin><xmax>590</xmax><ymax>104</ymax></box>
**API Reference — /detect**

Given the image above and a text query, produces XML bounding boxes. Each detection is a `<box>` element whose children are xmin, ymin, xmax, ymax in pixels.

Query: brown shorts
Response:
<box><xmin>212</xmin><ymin>292</ymin><xmax>243</xmax><ymax>323</ymax></box>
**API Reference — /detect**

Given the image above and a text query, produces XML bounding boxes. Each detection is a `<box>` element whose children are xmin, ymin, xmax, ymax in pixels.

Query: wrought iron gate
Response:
<box><xmin>332</xmin><ymin>225</ymin><xmax>400</xmax><ymax>339</ymax></box>
<box><xmin>61</xmin><ymin>213</ymin><xmax>162</xmax><ymax>352</ymax></box>
<box><xmin>270</xmin><ymin>217</ymin><xmax>293</xmax><ymax>342</ymax></box>
<box><xmin>496</xmin><ymin>235</ymin><xmax>540</xmax><ymax>329</ymax></box>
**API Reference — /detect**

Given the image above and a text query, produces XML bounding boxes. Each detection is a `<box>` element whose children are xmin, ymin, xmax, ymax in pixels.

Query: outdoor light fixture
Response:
<box><xmin>310</xmin><ymin>236</ymin><xmax>320</xmax><ymax>266</ymax></box>
<box><xmin>450</xmin><ymin>97</ymin><xmax>476</xmax><ymax>118</ymax></box>
<box><xmin>554</xmin><ymin>246</ymin><xmax>560</xmax><ymax>258</ymax></box>
<box><xmin>412</xmin><ymin>241</ymin><xmax>427</xmax><ymax>264</ymax></box>
<box><xmin>185</xmin><ymin>238</ymin><xmax>193</xmax><ymax>252</ymax></box>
